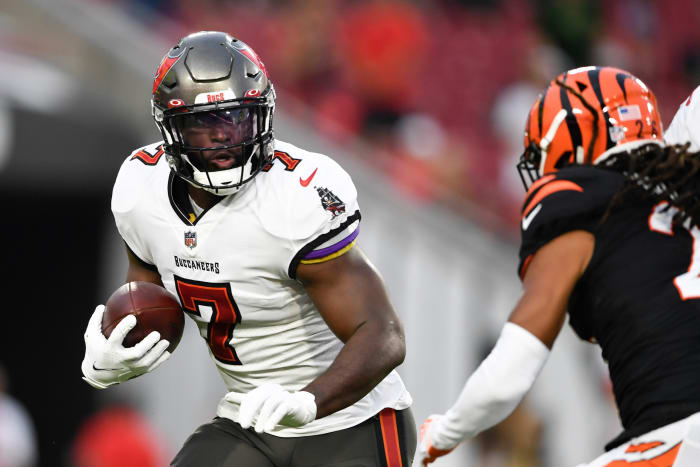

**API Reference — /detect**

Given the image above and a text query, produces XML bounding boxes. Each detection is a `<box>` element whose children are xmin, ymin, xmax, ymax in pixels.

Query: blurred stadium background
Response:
<box><xmin>1</xmin><ymin>0</ymin><xmax>699</xmax><ymax>465</ymax></box>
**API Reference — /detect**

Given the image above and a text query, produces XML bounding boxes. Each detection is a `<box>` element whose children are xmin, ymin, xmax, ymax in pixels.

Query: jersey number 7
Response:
<box><xmin>174</xmin><ymin>276</ymin><xmax>243</xmax><ymax>365</ymax></box>
<box><xmin>648</xmin><ymin>202</ymin><xmax>700</xmax><ymax>300</ymax></box>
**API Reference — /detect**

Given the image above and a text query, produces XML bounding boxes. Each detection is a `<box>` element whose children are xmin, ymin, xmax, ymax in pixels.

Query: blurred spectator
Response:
<box><xmin>476</xmin><ymin>403</ymin><xmax>542</xmax><ymax>467</ymax></box>
<box><xmin>0</xmin><ymin>364</ymin><xmax>37</xmax><ymax>467</ymax></box>
<box><xmin>535</xmin><ymin>0</ymin><xmax>602</xmax><ymax>65</ymax></box>
<box><xmin>389</xmin><ymin>113</ymin><xmax>473</xmax><ymax>203</ymax></box>
<box><xmin>595</xmin><ymin>0</ymin><xmax>656</xmax><ymax>82</ymax></box>
<box><xmin>491</xmin><ymin>36</ymin><xmax>571</xmax><ymax>214</ymax></box>
<box><xmin>440</xmin><ymin>0</ymin><xmax>503</xmax><ymax>11</ymax></box>
<box><xmin>274</xmin><ymin>0</ymin><xmax>341</xmax><ymax>98</ymax></box>
<box><xmin>334</xmin><ymin>0</ymin><xmax>429</xmax><ymax>136</ymax></box>
<box><xmin>84</xmin><ymin>0</ymin><xmax>700</xmax><ymax>230</ymax></box>
<box><xmin>72</xmin><ymin>406</ymin><xmax>168</xmax><ymax>467</ymax></box>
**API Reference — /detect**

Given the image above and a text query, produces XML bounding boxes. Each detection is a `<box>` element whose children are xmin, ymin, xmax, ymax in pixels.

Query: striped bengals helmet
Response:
<box><xmin>518</xmin><ymin>66</ymin><xmax>664</xmax><ymax>189</ymax></box>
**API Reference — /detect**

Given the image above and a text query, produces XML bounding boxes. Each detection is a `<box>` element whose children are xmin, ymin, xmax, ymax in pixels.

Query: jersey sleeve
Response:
<box><xmin>286</xmin><ymin>155</ymin><xmax>360</xmax><ymax>279</ymax></box>
<box><xmin>110</xmin><ymin>142</ymin><xmax>165</xmax><ymax>269</ymax></box>
<box><xmin>518</xmin><ymin>166</ymin><xmax>624</xmax><ymax>278</ymax></box>
<box><xmin>665</xmin><ymin>85</ymin><xmax>700</xmax><ymax>151</ymax></box>
<box><xmin>256</xmin><ymin>147</ymin><xmax>361</xmax><ymax>279</ymax></box>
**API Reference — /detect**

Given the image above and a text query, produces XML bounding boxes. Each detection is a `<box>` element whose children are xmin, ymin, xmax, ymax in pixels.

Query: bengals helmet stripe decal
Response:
<box><xmin>559</xmin><ymin>74</ymin><xmax>583</xmax><ymax>164</ymax></box>
<box><xmin>615</xmin><ymin>72</ymin><xmax>629</xmax><ymax>102</ymax></box>
<box><xmin>588</xmin><ymin>68</ymin><xmax>615</xmax><ymax>152</ymax></box>
<box><xmin>537</xmin><ymin>92</ymin><xmax>545</xmax><ymax>135</ymax></box>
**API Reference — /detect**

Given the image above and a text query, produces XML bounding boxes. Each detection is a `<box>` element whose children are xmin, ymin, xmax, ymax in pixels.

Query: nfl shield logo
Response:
<box><xmin>184</xmin><ymin>231</ymin><xmax>197</xmax><ymax>249</ymax></box>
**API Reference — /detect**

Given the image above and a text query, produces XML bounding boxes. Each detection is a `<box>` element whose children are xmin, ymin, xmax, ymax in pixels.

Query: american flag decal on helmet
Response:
<box><xmin>316</xmin><ymin>187</ymin><xmax>345</xmax><ymax>217</ymax></box>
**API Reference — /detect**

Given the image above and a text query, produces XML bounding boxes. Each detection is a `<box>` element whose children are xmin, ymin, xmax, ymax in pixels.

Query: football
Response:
<box><xmin>102</xmin><ymin>281</ymin><xmax>185</xmax><ymax>353</ymax></box>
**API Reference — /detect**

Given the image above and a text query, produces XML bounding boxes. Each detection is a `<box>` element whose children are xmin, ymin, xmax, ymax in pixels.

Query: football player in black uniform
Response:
<box><xmin>418</xmin><ymin>66</ymin><xmax>700</xmax><ymax>466</ymax></box>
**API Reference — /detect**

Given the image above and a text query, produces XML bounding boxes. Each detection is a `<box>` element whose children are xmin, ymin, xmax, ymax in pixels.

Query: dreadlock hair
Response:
<box><xmin>599</xmin><ymin>142</ymin><xmax>700</xmax><ymax>227</ymax></box>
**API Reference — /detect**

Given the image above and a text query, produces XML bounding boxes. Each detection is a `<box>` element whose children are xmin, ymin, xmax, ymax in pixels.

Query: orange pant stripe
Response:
<box><xmin>379</xmin><ymin>408</ymin><xmax>403</xmax><ymax>467</ymax></box>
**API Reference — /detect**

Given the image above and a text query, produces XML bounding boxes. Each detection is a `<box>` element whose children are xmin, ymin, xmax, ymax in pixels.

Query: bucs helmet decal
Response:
<box><xmin>152</xmin><ymin>47</ymin><xmax>186</xmax><ymax>95</ymax></box>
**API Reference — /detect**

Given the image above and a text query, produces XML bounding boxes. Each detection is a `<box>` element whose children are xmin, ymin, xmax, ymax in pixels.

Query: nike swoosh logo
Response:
<box><xmin>300</xmin><ymin>168</ymin><xmax>318</xmax><ymax>187</ymax></box>
<box><xmin>521</xmin><ymin>204</ymin><xmax>542</xmax><ymax>231</ymax></box>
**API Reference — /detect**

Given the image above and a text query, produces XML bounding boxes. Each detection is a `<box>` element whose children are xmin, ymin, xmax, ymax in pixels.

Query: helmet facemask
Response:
<box><xmin>157</xmin><ymin>95</ymin><xmax>274</xmax><ymax>196</ymax></box>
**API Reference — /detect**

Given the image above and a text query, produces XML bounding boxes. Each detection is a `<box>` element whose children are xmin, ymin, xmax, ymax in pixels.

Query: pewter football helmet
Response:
<box><xmin>151</xmin><ymin>31</ymin><xmax>275</xmax><ymax>195</ymax></box>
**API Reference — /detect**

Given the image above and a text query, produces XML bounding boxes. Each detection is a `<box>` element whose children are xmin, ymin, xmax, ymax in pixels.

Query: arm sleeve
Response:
<box><xmin>111</xmin><ymin>148</ymin><xmax>160</xmax><ymax>268</ymax></box>
<box><xmin>284</xmin><ymin>156</ymin><xmax>361</xmax><ymax>279</ymax></box>
<box><xmin>429</xmin><ymin>323</ymin><xmax>550</xmax><ymax>449</ymax></box>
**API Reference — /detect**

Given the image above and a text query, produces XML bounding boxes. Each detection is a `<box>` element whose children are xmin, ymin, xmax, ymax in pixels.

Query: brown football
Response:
<box><xmin>102</xmin><ymin>281</ymin><xmax>184</xmax><ymax>353</ymax></box>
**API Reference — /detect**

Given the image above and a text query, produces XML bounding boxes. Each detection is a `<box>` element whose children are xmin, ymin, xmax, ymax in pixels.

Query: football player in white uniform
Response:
<box><xmin>665</xmin><ymin>84</ymin><xmax>700</xmax><ymax>150</ymax></box>
<box><xmin>80</xmin><ymin>31</ymin><xmax>415</xmax><ymax>466</ymax></box>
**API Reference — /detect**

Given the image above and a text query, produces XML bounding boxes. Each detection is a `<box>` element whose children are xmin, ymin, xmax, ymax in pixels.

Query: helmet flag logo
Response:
<box><xmin>232</xmin><ymin>42</ymin><xmax>269</xmax><ymax>79</ymax></box>
<box><xmin>618</xmin><ymin>105</ymin><xmax>642</xmax><ymax>121</ymax></box>
<box><xmin>153</xmin><ymin>50</ymin><xmax>184</xmax><ymax>95</ymax></box>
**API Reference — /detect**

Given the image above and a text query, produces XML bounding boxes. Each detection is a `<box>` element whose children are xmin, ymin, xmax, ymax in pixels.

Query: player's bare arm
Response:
<box><xmin>509</xmin><ymin>229</ymin><xmax>594</xmax><ymax>348</ymax></box>
<box><xmin>296</xmin><ymin>247</ymin><xmax>406</xmax><ymax>419</ymax></box>
<box><xmin>125</xmin><ymin>246</ymin><xmax>163</xmax><ymax>286</ymax></box>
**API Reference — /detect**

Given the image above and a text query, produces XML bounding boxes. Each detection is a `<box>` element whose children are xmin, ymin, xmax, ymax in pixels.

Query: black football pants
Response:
<box><xmin>171</xmin><ymin>407</ymin><xmax>416</xmax><ymax>467</ymax></box>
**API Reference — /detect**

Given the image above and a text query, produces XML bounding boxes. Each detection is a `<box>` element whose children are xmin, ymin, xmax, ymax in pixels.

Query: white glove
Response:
<box><xmin>81</xmin><ymin>305</ymin><xmax>171</xmax><ymax>389</ymax></box>
<box><xmin>227</xmin><ymin>383</ymin><xmax>317</xmax><ymax>433</ymax></box>
<box><xmin>417</xmin><ymin>414</ymin><xmax>458</xmax><ymax>465</ymax></box>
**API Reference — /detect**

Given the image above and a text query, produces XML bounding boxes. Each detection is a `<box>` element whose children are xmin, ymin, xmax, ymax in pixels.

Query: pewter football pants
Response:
<box><xmin>171</xmin><ymin>407</ymin><xmax>416</xmax><ymax>466</ymax></box>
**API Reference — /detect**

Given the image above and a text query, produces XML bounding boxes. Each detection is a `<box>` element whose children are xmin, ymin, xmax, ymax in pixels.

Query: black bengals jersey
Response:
<box><xmin>519</xmin><ymin>165</ymin><xmax>700</xmax><ymax>450</ymax></box>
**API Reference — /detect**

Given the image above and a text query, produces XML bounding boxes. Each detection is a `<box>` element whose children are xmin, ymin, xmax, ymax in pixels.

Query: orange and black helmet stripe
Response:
<box><xmin>522</xmin><ymin>66</ymin><xmax>663</xmax><ymax>180</ymax></box>
<box><xmin>559</xmin><ymin>72</ymin><xmax>583</xmax><ymax>163</ymax></box>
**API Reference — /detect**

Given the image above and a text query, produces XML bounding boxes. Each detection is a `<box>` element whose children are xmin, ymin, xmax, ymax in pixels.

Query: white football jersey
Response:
<box><xmin>111</xmin><ymin>139</ymin><xmax>411</xmax><ymax>436</ymax></box>
<box><xmin>665</xmin><ymin>84</ymin><xmax>700</xmax><ymax>150</ymax></box>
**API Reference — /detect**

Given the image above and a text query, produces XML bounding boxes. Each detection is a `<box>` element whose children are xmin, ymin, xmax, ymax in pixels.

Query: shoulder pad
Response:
<box><xmin>665</xmin><ymin>84</ymin><xmax>700</xmax><ymax>151</ymax></box>
<box><xmin>111</xmin><ymin>142</ymin><xmax>167</xmax><ymax>215</ymax></box>
<box><xmin>518</xmin><ymin>166</ymin><xmax>624</xmax><ymax>277</ymax></box>
<box><xmin>256</xmin><ymin>142</ymin><xmax>359</xmax><ymax>240</ymax></box>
